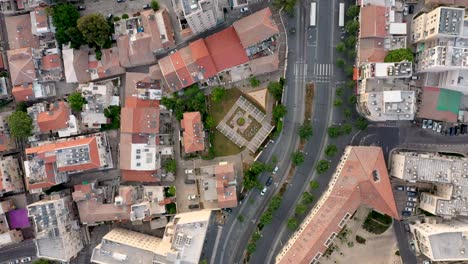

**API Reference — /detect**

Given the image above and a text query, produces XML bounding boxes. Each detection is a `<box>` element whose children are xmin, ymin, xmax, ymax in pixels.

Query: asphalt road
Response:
<box><xmin>0</xmin><ymin>239</ymin><xmax>36</xmax><ymax>264</ymax></box>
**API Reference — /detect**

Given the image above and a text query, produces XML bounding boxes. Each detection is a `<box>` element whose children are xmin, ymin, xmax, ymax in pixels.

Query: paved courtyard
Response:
<box><xmin>217</xmin><ymin>96</ymin><xmax>273</xmax><ymax>152</ymax></box>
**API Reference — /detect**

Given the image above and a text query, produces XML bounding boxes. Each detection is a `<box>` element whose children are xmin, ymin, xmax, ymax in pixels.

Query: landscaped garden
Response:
<box><xmin>362</xmin><ymin>210</ymin><xmax>392</xmax><ymax>234</ymax></box>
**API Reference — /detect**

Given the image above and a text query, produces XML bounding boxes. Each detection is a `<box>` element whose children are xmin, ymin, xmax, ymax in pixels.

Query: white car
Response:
<box><xmin>188</xmin><ymin>195</ymin><xmax>197</xmax><ymax>200</ymax></box>
<box><xmin>403</xmin><ymin>4</ymin><xmax>409</xmax><ymax>16</ymax></box>
<box><xmin>20</xmin><ymin>257</ymin><xmax>32</xmax><ymax>263</ymax></box>
<box><xmin>273</xmin><ymin>166</ymin><xmax>279</xmax><ymax>175</ymax></box>
<box><xmin>404</xmin><ymin>207</ymin><xmax>415</xmax><ymax>212</ymax></box>
<box><xmin>260</xmin><ymin>187</ymin><xmax>267</xmax><ymax>196</ymax></box>
<box><xmin>437</xmin><ymin>123</ymin><xmax>442</xmax><ymax>133</ymax></box>
<box><xmin>240</xmin><ymin>7</ymin><xmax>249</xmax><ymax>13</ymax></box>
<box><xmin>432</xmin><ymin>122</ymin><xmax>438</xmax><ymax>131</ymax></box>
<box><xmin>185</xmin><ymin>169</ymin><xmax>193</xmax><ymax>174</ymax></box>
<box><xmin>407</xmin><ymin>197</ymin><xmax>417</xmax><ymax>202</ymax></box>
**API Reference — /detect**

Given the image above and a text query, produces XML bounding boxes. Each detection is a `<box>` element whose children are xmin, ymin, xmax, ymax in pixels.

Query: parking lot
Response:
<box><xmin>79</xmin><ymin>0</ymin><xmax>157</xmax><ymax>17</ymax></box>
<box><xmin>391</xmin><ymin>178</ymin><xmax>433</xmax><ymax>219</ymax></box>
<box><xmin>421</xmin><ymin>119</ymin><xmax>468</xmax><ymax>136</ymax></box>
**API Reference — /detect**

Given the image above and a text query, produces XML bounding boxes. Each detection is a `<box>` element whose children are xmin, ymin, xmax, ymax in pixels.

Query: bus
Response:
<box><xmin>310</xmin><ymin>2</ymin><xmax>316</xmax><ymax>27</ymax></box>
<box><xmin>339</xmin><ymin>3</ymin><xmax>345</xmax><ymax>27</ymax></box>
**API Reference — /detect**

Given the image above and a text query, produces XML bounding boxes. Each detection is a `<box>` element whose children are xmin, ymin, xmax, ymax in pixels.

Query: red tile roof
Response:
<box><xmin>360</xmin><ymin>5</ymin><xmax>388</xmax><ymax>38</ymax></box>
<box><xmin>189</xmin><ymin>39</ymin><xmax>217</xmax><ymax>78</ymax></box>
<box><xmin>233</xmin><ymin>7</ymin><xmax>279</xmax><ymax>48</ymax></box>
<box><xmin>124</xmin><ymin>96</ymin><xmax>160</xmax><ymax>108</ymax></box>
<box><xmin>37</xmin><ymin>101</ymin><xmax>70</xmax><ymax>132</ymax></box>
<box><xmin>7</xmin><ymin>48</ymin><xmax>36</xmax><ymax>86</ymax></box>
<box><xmin>181</xmin><ymin>112</ymin><xmax>205</xmax><ymax>153</ymax></box>
<box><xmin>5</xmin><ymin>14</ymin><xmax>38</xmax><ymax>49</ymax></box>
<box><xmin>205</xmin><ymin>26</ymin><xmax>249</xmax><ymax>72</ymax></box>
<box><xmin>215</xmin><ymin>163</ymin><xmax>237</xmax><ymax>208</ymax></box>
<box><xmin>277</xmin><ymin>146</ymin><xmax>399</xmax><ymax>264</ymax></box>
<box><xmin>170</xmin><ymin>52</ymin><xmax>194</xmax><ymax>87</ymax></box>
<box><xmin>41</xmin><ymin>54</ymin><xmax>61</xmax><ymax>70</ymax></box>
<box><xmin>120</xmin><ymin>107</ymin><xmax>160</xmax><ymax>134</ymax></box>
<box><xmin>121</xmin><ymin>170</ymin><xmax>159</xmax><ymax>182</ymax></box>
<box><xmin>359</xmin><ymin>39</ymin><xmax>387</xmax><ymax>63</ymax></box>
<box><xmin>12</xmin><ymin>84</ymin><xmax>34</xmax><ymax>102</ymax></box>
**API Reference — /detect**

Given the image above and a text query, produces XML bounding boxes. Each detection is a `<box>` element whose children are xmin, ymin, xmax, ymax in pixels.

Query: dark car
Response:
<box><xmin>265</xmin><ymin>176</ymin><xmax>273</xmax><ymax>186</ymax></box>
<box><xmin>455</xmin><ymin>126</ymin><xmax>460</xmax><ymax>135</ymax></box>
<box><xmin>408</xmin><ymin>5</ymin><xmax>414</xmax><ymax>14</ymax></box>
<box><xmin>76</xmin><ymin>5</ymin><xmax>86</xmax><ymax>10</ymax></box>
<box><xmin>402</xmin><ymin>211</ymin><xmax>412</xmax><ymax>217</ymax></box>
<box><xmin>117</xmin><ymin>0</ymin><xmax>125</xmax><ymax>2</ymax></box>
<box><xmin>461</xmin><ymin>124</ymin><xmax>467</xmax><ymax>134</ymax></box>
<box><xmin>407</xmin><ymin>191</ymin><xmax>417</xmax><ymax>197</ymax></box>
<box><xmin>143</xmin><ymin>3</ymin><xmax>151</xmax><ymax>9</ymax></box>
<box><xmin>449</xmin><ymin>127</ymin><xmax>455</xmax><ymax>136</ymax></box>
<box><xmin>188</xmin><ymin>204</ymin><xmax>200</xmax><ymax>209</ymax></box>
<box><xmin>223</xmin><ymin>208</ymin><xmax>233</xmax><ymax>213</ymax></box>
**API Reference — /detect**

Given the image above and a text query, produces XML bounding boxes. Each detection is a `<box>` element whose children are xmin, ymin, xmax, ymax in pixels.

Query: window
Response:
<box><xmin>136</xmin><ymin>149</ymin><xmax>141</xmax><ymax>154</ymax></box>
<box><xmin>136</xmin><ymin>155</ymin><xmax>141</xmax><ymax>159</ymax></box>
<box><xmin>136</xmin><ymin>163</ymin><xmax>141</xmax><ymax>167</ymax></box>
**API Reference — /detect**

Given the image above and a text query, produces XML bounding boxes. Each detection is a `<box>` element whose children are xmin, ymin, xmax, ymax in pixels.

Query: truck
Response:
<box><xmin>310</xmin><ymin>2</ymin><xmax>316</xmax><ymax>27</ymax></box>
<box><xmin>339</xmin><ymin>3</ymin><xmax>345</xmax><ymax>27</ymax></box>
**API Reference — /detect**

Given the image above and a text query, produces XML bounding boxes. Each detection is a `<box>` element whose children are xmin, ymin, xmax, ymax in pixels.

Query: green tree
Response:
<box><xmin>211</xmin><ymin>86</ymin><xmax>226</xmax><ymax>102</ymax></box>
<box><xmin>346</xmin><ymin>5</ymin><xmax>360</xmax><ymax>18</ymax></box>
<box><xmin>287</xmin><ymin>217</ymin><xmax>298</xmax><ymax>230</ymax></box>
<box><xmin>342</xmin><ymin>123</ymin><xmax>353</xmax><ymax>134</ymax></box>
<box><xmin>113</xmin><ymin>16</ymin><xmax>121</xmax><ymax>22</ymax></box>
<box><xmin>345</xmin><ymin>65</ymin><xmax>354</xmax><ymax>77</ymax></box>
<box><xmin>343</xmin><ymin>108</ymin><xmax>352</xmax><ymax>118</ymax></box>
<box><xmin>151</xmin><ymin>0</ymin><xmax>160</xmax><ymax>11</ymax></box>
<box><xmin>302</xmin><ymin>192</ymin><xmax>315</xmax><ymax>204</ymax></box>
<box><xmin>298</xmin><ymin>123</ymin><xmax>313</xmax><ymax>140</ymax></box>
<box><xmin>291</xmin><ymin>151</ymin><xmax>305</xmax><ymax>166</ymax></box>
<box><xmin>346</xmin><ymin>80</ymin><xmax>356</xmax><ymax>90</ymax></box>
<box><xmin>122</xmin><ymin>13</ymin><xmax>129</xmax><ymax>19</ymax></box>
<box><xmin>267</xmin><ymin>81</ymin><xmax>284</xmax><ymax>101</ymax></box>
<box><xmin>269</xmin><ymin>195</ymin><xmax>283</xmax><ymax>211</ymax></box>
<box><xmin>165</xmin><ymin>159</ymin><xmax>176</xmax><ymax>173</ymax></box>
<box><xmin>243</xmin><ymin>161</ymin><xmax>268</xmax><ymax>190</ymax></box>
<box><xmin>325</xmin><ymin>144</ymin><xmax>338</xmax><ymax>157</ymax></box>
<box><xmin>204</xmin><ymin>115</ymin><xmax>216</xmax><ymax>129</ymax></box>
<box><xmin>335</xmin><ymin>87</ymin><xmax>344</xmax><ymax>97</ymax></box>
<box><xmin>336</xmin><ymin>42</ymin><xmax>346</xmax><ymax>53</ymax></box>
<box><xmin>68</xmin><ymin>92</ymin><xmax>86</xmax><ymax>112</ymax></box>
<box><xmin>199</xmin><ymin>259</ymin><xmax>208</xmax><ymax>264</ymax></box>
<box><xmin>316</xmin><ymin>160</ymin><xmax>330</xmax><ymax>174</ymax></box>
<box><xmin>49</xmin><ymin>4</ymin><xmax>82</xmax><ymax>45</ymax></box>
<box><xmin>355</xmin><ymin>117</ymin><xmax>368</xmax><ymax>130</ymax></box>
<box><xmin>347</xmin><ymin>49</ymin><xmax>357</xmax><ymax>59</ymax></box>
<box><xmin>249</xmin><ymin>76</ymin><xmax>261</xmax><ymax>87</ymax></box>
<box><xmin>336</xmin><ymin>58</ymin><xmax>345</xmax><ymax>68</ymax></box>
<box><xmin>260</xmin><ymin>210</ymin><xmax>273</xmax><ymax>225</ymax></box>
<box><xmin>66</xmin><ymin>27</ymin><xmax>86</xmax><ymax>49</ymax></box>
<box><xmin>165</xmin><ymin>186</ymin><xmax>176</xmax><ymax>197</ymax></box>
<box><xmin>327</xmin><ymin>126</ymin><xmax>341</xmax><ymax>138</ymax></box>
<box><xmin>102</xmin><ymin>105</ymin><xmax>121</xmax><ymax>130</ymax></box>
<box><xmin>309</xmin><ymin>180</ymin><xmax>319</xmax><ymax>189</ymax></box>
<box><xmin>384</xmin><ymin>48</ymin><xmax>414</xmax><ymax>62</ymax></box>
<box><xmin>252</xmin><ymin>231</ymin><xmax>261</xmax><ymax>242</ymax></box>
<box><xmin>16</xmin><ymin>101</ymin><xmax>27</xmax><ymax>112</ymax></box>
<box><xmin>77</xmin><ymin>13</ymin><xmax>111</xmax><ymax>47</ymax></box>
<box><xmin>333</xmin><ymin>98</ymin><xmax>343</xmax><ymax>107</ymax></box>
<box><xmin>247</xmin><ymin>242</ymin><xmax>257</xmax><ymax>254</ymax></box>
<box><xmin>161</xmin><ymin>85</ymin><xmax>206</xmax><ymax>120</ymax></box>
<box><xmin>7</xmin><ymin>111</ymin><xmax>32</xmax><ymax>139</ymax></box>
<box><xmin>237</xmin><ymin>214</ymin><xmax>244</xmax><ymax>222</ymax></box>
<box><xmin>345</xmin><ymin>36</ymin><xmax>357</xmax><ymax>48</ymax></box>
<box><xmin>348</xmin><ymin>95</ymin><xmax>357</xmax><ymax>104</ymax></box>
<box><xmin>295</xmin><ymin>204</ymin><xmax>307</xmax><ymax>215</ymax></box>
<box><xmin>32</xmin><ymin>259</ymin><xmax>52</xmax><ymax>264</ymax></box>
<box><xmin>273</xmin><ymin>104</ymin><xmax>287</xmax><ymax>121</ymax></box>
<box><xmin>345</xmin><ymin>20</ymin><xmax>360</xmax><ymax>35</ymax></box>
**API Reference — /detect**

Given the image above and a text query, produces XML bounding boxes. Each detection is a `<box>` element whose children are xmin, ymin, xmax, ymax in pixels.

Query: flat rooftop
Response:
<box><xmin>361</xmin><ymin>91</ymin><xmax>416</xmax><ymax>121</ymax></box>
<box><xmin>439</xmin><ymin>7</ymin><xmax>464</xmax><ymax>35</ymax></box>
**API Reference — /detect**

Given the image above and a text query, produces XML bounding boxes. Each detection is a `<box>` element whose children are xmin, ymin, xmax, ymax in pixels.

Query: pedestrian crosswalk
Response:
<box><xmin>312</xmin><ymin>63</ymin><xmax>333</xmax><ymax>76</ymax></box>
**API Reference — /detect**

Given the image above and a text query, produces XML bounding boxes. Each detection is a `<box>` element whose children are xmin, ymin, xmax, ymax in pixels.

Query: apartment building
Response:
<box><xmin>198</xmin><ymin>163</ymin><xmax>238</xmax><ymax>209</ymax></box>
<box><xmin>27</xmin><ymin>101</ymin><xmax>79</xmax><ymax>139</ymax></box>
<box><xmin>180</xmin><ymin>0</ymin><xmax>223</xmax><ymax>34</ymax></box>
<box><xmin>180</xmin><ymin>112</ymin><xmax>205</xmax><ymax>154</ymax></box>
<box><xmin>412</xmin><ymin>7</ymin><xmax>465</xmax><ymax>43</ymax></box>
<box><xmin>24</xmin><ymin>133</ymin><xmax>112</xmax><ymax>193</ymax></box>
<box><xmin>0</xmin><ymin>156</ymin><xmax>24</xmax><ymax>197</ymax></box>
<box><xmin>28</xmin><ymin>193</ymin><xmax>84</xmax><ymax>262</ymax></box>
<box><xmin>410</xmin><ymin>217</ymin><xmax>468</xmax><ymax>261</ymax></box>
<box><xmin>79</xmin><ymin>81</ymin><xmax>119</xmax><ymax>129</ymax></box>
<box><xmin>130</xmin><ymin>186</ymin><xmax>168</xmax><ymax>221</ymax></box>
<box><xmin>276</xmin><ymin>146</ymin><xmax>399</xmax><ymax>264</ymax></box>
<box><xmin>391</xmin><ymin>150</ymin><xmax>468</xmax><ymax>218</ymax></box>
<box><xmin>91</xmin><ymin>210</ymin><xmax>212</xmax><ymax>264</ymax></box>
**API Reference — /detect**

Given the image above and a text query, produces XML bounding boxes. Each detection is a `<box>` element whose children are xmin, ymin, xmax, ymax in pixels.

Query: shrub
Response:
<box><xmin>327</xmin><ymin>126</ymin><xmax>341</xmax><ymax>138</ymax></box>
<box><xmin>287</xmin><ymin>218</ymin><xmax>298</xmax><ymax>230</ymax></box>
<box><xmin>333</xmin><ymin>98</ymin><xmax>343</xmax><ymax>107</ymax></box>
<box><xmin>384</xmin><ymin>48</ymin><xmax>414</xmax><ymax>62</ymax></box>
<box><xmin>316</xmin><ymin>160</ymin><xmax>330</xmax><ymax>174</ymax></box>
<box><xmin>295</xmin><ymin>204</ymin><xmax>307</xmax><ymax>215</ymax></box>
<box><xmin>298</xmin><ymin>123</ymin><xmax>313</xmax><ymax>140</ymax></box>
<box><xmin>301</xmin><ymin>192</ymin><xmax>315</xmax><ymax>204</ymax></box>
<box><xmin>342</xmin><ymin>123</ymin><xmax>353</xmax><ymax>135</ymax></box>
<box><xmin>309</xmin><ymin>180</ymin><xmax>319</xmax><ymax>189</ymax></box>
<box><xmin>151</xmin><ymin>0</ymin><xmax>160</xmax><ymax>11</ymax></box>
<box><xmin>356</xmin><ymin>235</ymin><xmax>366</xmax><ymax>244</ymax></box>
<box><xmin>325</xmin><ymin>144</ymin><xmax>338</xmax><ymax>157</ymax></box>
<box><xmin>291</xmin><ymin>151</ymin><xmax>305</xmax><ymax>166</ymax></box>
<box><xmin>237</xmin><ymin>214</ymin><xmax>244</xmax><ymax>222</ymax></box>
<box><xmin>249</xmin><ymin>76</ymin><xmax>260</xmax><ymax>87</ymax></box>
<box><xmin>122</xmin><ymin>14</ymin><xmax>129</xmax><ymax>19</ymax></box>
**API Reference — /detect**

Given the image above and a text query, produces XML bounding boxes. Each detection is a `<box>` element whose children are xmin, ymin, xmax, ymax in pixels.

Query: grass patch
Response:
<box><xmin>362</xmin><ymin>210</ymin><xmax>392</xmax><ymax>234</ymax></box>
<box><xmin>212</xmin><ymin>130</ymin><xmax>242</xmax><ymax>156</ymax></box>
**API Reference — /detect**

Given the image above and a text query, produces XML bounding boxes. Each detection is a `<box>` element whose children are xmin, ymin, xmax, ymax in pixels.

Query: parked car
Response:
<box><xmin>405</xmin><ymin>207</ymin><xmax>415</xmax><ymax>212</ymax></box>
<box><xmin>449</xmin><ymin>127</ymin><xmax>455</xmax><ymax>136</ymax></box>
<box><xmin>407</xmin><ymin>191</ymin><xmax>417</xmax><ymax>197</ymax></box>
<box><xmin>188</xmin><ymin>204</ymin><xmax>200</xmax><ymax>209</ymax></box>
<box><xmin>403</xmin><ymin>4</ymin><xmax>409</xmax><ymax>15</ymax></box>
<box><xmin>395</xmin><ymin>185</ymin><xmax>404</xmax><ymax>191</ymax></box>
<box><xmin>422</xmin><ymin>119</ymin><xmax>428</xmax><ymax>129</ymax></box>
<box><xmin>265</xmin><ymin>176</ymin><xmax>273</xmax><ymax>186</ymax></box>
<box><xmin>76</xmin><ymin>5</ymin><xmax>86</xmax><ymax>10</ymax></box>
<box><xmin>260</xmin><ymin>186</ymin><xmax>267</xmax><ymax>196</ymax></box>
<box><xmin>184</xmin><ymin>179</ymin><xmax>196</xmax><ymax>184</ymax></box>
<box><xmin>427</xmin><ymin>120</ymin><xmax>433</xmax><ymax>129</ymax></box>
<box><xmin>223</xmin><ymin>208</ymin><xmax>233</xmax><ymax>214</ymax></box>
<box><xmin>273</xmin><ymin>166</ymin><xmax>279</xmax><ymax>174</ymax></box>
<box><xmin>187</xmin><ymin>194</ymin><xmax>196</xmax><ymax>200</ymax></box>
<box><xmin>402</xmin><ymin>211</ymin><xmax>411</xmax><ymax>217</ymax></box>
<box><xmin>240</xmin><ymin>6</ymin><xmax>249</xmax><ymax>13</ymax></box>
<box><xmin>409</xmin><ymin>5</ymin><xmax>415</xmax><ymax>14</ymax></box>
<box><xmin>185</xmin><ymin>169</ymin><xmax>193</xmax><ymax>174</ymax></box>
<box><xmin>406</xmin><ymin>202</ymin><xmax>416</xmax><ymax>207</ymax></box>
<box><xmin>143</xmin><ymin>3</ymin><xmax>151</xmax><ymax>9</ymax></box>
<box><xmin>20</xmin><ymin>258</ymin><xmax>32</xmax><ymax>263</ymax></box>
<box><xmin>406</xmin><ymin>186</ymin><xmax>416</xmax><ymax>192</ymax></box>
<box><xmin>117</xmin><ymin>0</ymin><xmax>125</xmax><ymax>2</ymax></box>
<box><xmin>437</xmin><ymin>123</ymin><xmax>442</xmax><ymax>133</ymax></box>
<box><xmin>432</xmin><ymin>122</ymin><xmax>438</xmax><ymax>131</ymax></box>
<box><xmin>407</xmin><ymin>197</ymin><xmax>417</xmax><ymax>202</ymax></box>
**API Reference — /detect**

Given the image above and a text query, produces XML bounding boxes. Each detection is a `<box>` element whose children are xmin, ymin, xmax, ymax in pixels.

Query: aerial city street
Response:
<box><xmin>0</xmin><ymin>0</ymin><xmax>467</xmax><ymax>263</ymax></box>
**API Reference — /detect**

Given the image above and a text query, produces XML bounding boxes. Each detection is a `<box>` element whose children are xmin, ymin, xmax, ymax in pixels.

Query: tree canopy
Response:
<box><xmin>287</xmin><ymin>217</ymin><xmax>298</xmax><ymax>230</ymax></box>
<box><xmin>267</xmin><ymin>81</ymin><xmax>284</xmax><ymax>101</ymax></box>
<box><xmin>384</xmin><ymin>48</ymin><xmax>414</xmax><ymax>62</ymax></box>
<box><xmin>102</xmin><ymin>105</ymin><xmax>120</xmax><ymax>130</ymax></box>
<box><xmin>249</xmin><ymin>76</ymin><xmax>260</xmax><ymax>87</ymax></box>
<box><xmin>68</xmin><ymin>92</ymin><xmax>86</xmax><ymax>112</ymax></box>
<box><xmin>211</xmin><ymin>87</ymin><xmax>226</xmax><ymax>102</ymax></box>
<box><xmin>325</xmin><ymin>144</ymin><xmax>338</xmax><ymax>157</ymax></box>
<box><xmin>77</xmin><ymin>13</ymin><xmax>111</xmax><ymax>47</ymax></box>
<box><xmin>151</xmin><ymin>0</ymin><xmax>160</xmax><ymax>11</ymax></box>
<box><xmin>161</xmin><ymin>85</ymin><xmax>206</xmax><ymax>120</ymax></box>
<box><xmin>345</xmin><ymin>20</ymin><xmax>359</xmax><ymax>35</ymax></box>
<box><xmin>165</xmin><ymin>159</ymin><xmax>177</xmax><ymax>173</ymax></box>
<box><xmin>272</xmin><ymin>104</ymin><xmax>287</xmax><ymax>121</ymax></box>
<box><xmin>346</xmin><ymin>5</ymin><xmax>360</xmax><ymax>18</ymax></box>
<box><xmin>316</xmin><ymin>159</ymin><xmax>330</xmax><ymax>174</ymax></box>
<box><xmin>291</xmin><ymin>151</ymin><xmax>305</xmax><ymax>166</ymax></box>
<box><xmin>49</xmin><ymin>4</ymin><xmax>83</xmax><ymax>47</ymax></box>
<box><xmin>7</xmin><ymin>111</ymin><xmax>33</xmax><ymax>139</ymax></box>
<box><xmin>327</xmin><ymin>126</ymin><xmax>341</xmax><ymax>138</ymax></box>
<box><xmin>298</xmin><ymin>123</ymin><xmax>313</xmax><ymax>140</ymax></box>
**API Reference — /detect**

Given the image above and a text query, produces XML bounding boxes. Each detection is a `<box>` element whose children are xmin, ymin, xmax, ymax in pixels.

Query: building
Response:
<box><xmin>276</xmin><ymin>146</ymin><xmax>399</xmax><ymax>264</ymax></box>
<box><xmin>7</xmin><ymin>48</ymin><xmax>36</xmax><ymax>87</ymax></box>
<box><xmin>180</xmin><ymin>111</ymin><xmax>205</xmax><ymax>154</ymax></box>
<box><xmin>0</xmin><ymin>156</ymin><xmax>24</xmax><ymax>197</ymax></box>
<box><xmin>28</xmin><ymin>193</ymin><xmax>84</xmax><ymax>262</ymax></box>
<box><xmin>412</xmin><ymin>7</ymin><xmax>465</xmax><ymax>43</ymax></box>
<box><xmin>0</xmin><ymin>200</ymin><xmax>23</xmax><ymax>247</ymax></box>
<box><xmin>62</xmin><ymin>45</ymin><xmax>91</xmax><ymax>84</ymax></box>
<box><xmin>30</xmin><ymin>6</ymin><xmax>52</xmax><ymax>36</ymax></box>
<box><xmin>91</xmin><ymin>210</ymin><xmax>212</xmax><ymax>264</ymax></box>
<box><xmin>180</xmin><ymin>0</ymin><xmax>223</xmax><ymax>34</ymax></box>
<box><xmin>73</xmin><ymin>182</ymin><xmax>136</xmax><ymax>225</ymax></box>
<box><xmin>27</xmin><ymin>101</ymin><xmax>79</xmax><ymax>138</ymax></box>
<box><xmin>88</xmin><ymin>47</ymin><xmax>125</xmax><ymax>80</ymax></box>
<box><xmin>24</xmin><ymin>133</ymin><xmax>112</xmax><ymax>193</ymax></box>
<box><xmin>114</xmin><ymin>8</ymin><xmax>175</xmax><ymax>67</ymax></box>
<box><xmin>11</xmin><ymin>81</ymin><xmax>56</xmax><ymax>102</ymax></box>
<box><xmin>424</xmin><ymin>0</ymin><xmax>468</xmax><ymax>6</ymax></box>
<box><xmin>79</xmin><ymin>81</ymin><xmax>119</xmax><ymax>129</ymax></box>
<box><xmin>198</xmin><ymin>163</ymin><xmax>238</xmax><ymax>209</ymax></box>
<box><xmin>391</xmin><ymin>150</ymin><xmax>468</xmax><ymax>218</ymax></box>
<box><xmin>130</xmin><ymin>186</ymin><xmax>168</xmax><ymax>221</ymax></box>
<box><xmin>417</xmin><ymin>86</ymin><xmax>461</xmax><ymax>122</ymax></box>
<box><xmin>4</xmin><ymin>14</ymin><xmax>38</xmax><ymax>50</ymax></box>
<box><xmin>410</xmin><ymin>217</ymin><xmax>468</xmax><ymax>261</ymax></box>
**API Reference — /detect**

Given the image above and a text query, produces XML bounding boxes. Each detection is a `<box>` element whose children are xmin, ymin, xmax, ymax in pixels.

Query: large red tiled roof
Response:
<box><xmin>121</xmin><ymin>107</ymin><xmax>160</xmax><ymax>134</ymax></box>
<box><xmin>37</xmin><ymin>101</ymin><xmax>70</xmax><ymax>132</ymax></box>
<box><xmin>41</xmin><ymin>54</ymin><xmax>61</xmax><ymax>70</ymax></box>
<box><xmin>7</xmin><ymin>48</ymin><xmax>36</xmax><ymax>86</ymax></box>
<box><xmin>181</xmin><ymin>112</ymin><xmax>204</xmax><ymax>153</ymax></box>
<box><xmin>12</xmin><ymin>84</ymin><xmax>34</xmax><ymax>102</ymax></box>
<box><xmin>277</xmin><ymin>146</ymin><xmax>399</xmax><ymax>264</ymax></box>
<box><xmin>205</xmin><ymin>26</ymin><xmax>249</xmax><ymax>72</ymax></box>
<box><xmin>360</xmin><ymin>5</ymin><xmax>388</xmax><ymax>38</ymax></box>
<box><xmin>189</xmin><ymin>39</ymin><xmax>217</xmax><ymax>78</ymax></box>
<box><xmin>121</xmin><ymin>170</ymin><xmax>159</xmax><ymax>182</ymax></box>
<box><xmin>215</xmin><ymin>163</ymin><xmax>237</xmax><ymax>208</ymax></box>
<box><xmin>124</xmin><ymin>96</ymin><xmax>160</xmax><ymax>108</ymax></box>
<box><xmin>233</xmin><ymin>7</ymin><xmax>279</xmax><ymax>48</ymax></box>
<box><xmin>170</xmin><ymin>52</ymin><xmax>194</xmax><ymax>87</ymax></box>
